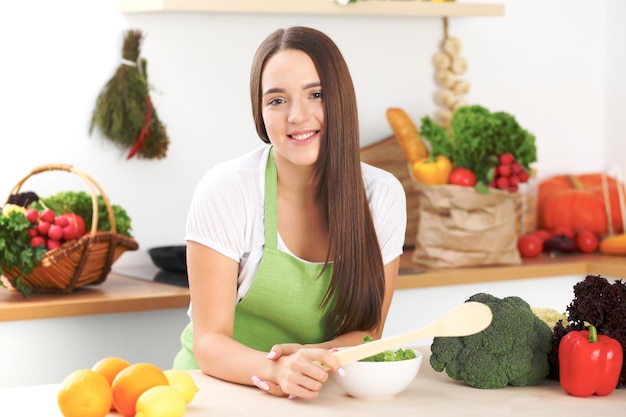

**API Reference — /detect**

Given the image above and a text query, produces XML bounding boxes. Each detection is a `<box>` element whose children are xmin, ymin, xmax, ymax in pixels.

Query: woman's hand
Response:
<box><xmin>251</xmin><ymin>344</ymin><xmax>344</xmax><ymax>399</ymax></box>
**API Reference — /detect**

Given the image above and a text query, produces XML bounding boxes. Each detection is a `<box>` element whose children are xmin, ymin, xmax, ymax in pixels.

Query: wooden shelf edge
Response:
<box><xmin>397</xmin><ymin>252</ymin><xmax>626</xmax><ymax>289</ymax></box>
<box><xmin>119</xmin><ymin>0</ymin><xmax>505</xmax><ymax>17</ymax></box>
<box><xmin>1</xmin><ymin>295</ymin><xmax>190</xmax><ymax>322</ymax></box>
<box><xmin>0</xmin><ymin>274</ymin><xmax>190</xmax><ymax>322</ymax></box>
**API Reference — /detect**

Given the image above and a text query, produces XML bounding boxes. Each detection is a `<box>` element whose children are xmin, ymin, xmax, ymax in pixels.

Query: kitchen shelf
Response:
<box><xmin>0</xmin><ymin>273</ymin><xmax>190</xmax><ymax>322</ymax></box>
<box><xmin>119</xmin><ymin>0</ymin><xmax>505</xmax><ymax>17</ymax></box>
<box><xmin>397</xmin><ymin>251</ymin><xmax>626</xmax><ymax>289</ymax></box>
<box><xmin>3</xmin><ymin>252</ymin><xmax>625</xmax><ymax>322</ymax></box>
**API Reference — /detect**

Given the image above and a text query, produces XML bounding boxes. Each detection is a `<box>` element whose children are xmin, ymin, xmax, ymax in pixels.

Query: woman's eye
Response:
<box><xmin>311</xmin><ymin>91</ymin><xmax>323</xmax><ymax>100</ymax></box>
<box><xmin>268</xmin><ymin>97</ymin><xmax>285</xmax><ymax>106</ymax></box>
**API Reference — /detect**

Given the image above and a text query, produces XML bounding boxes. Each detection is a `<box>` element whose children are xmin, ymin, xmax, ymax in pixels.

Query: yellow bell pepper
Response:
<box><xmin>411</xmin><ymin>155</ymin><xmax>452</xmax><ymax>185</ymax></box>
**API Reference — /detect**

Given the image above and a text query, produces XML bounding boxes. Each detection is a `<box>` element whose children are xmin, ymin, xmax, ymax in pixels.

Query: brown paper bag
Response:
<box><xmin>412</xmin><ymin>183</ymin><xmax>522</xmax><ymax>268</ymax></box>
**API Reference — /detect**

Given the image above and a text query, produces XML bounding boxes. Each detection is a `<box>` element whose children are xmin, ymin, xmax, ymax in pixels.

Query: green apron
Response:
<box><xmin>173</xmin><ymin>149</ymin><xmax>334</xmax><ymax>369</ymax></box>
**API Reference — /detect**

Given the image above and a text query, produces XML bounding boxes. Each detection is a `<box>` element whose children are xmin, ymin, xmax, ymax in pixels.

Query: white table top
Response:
<box><xmin>1</xmin><ymin>346</ymin><xmax>624</xmax><ymax>417</ymax></box>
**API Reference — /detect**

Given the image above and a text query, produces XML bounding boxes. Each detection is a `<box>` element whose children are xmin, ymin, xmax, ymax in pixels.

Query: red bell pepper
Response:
<box><xmin>558</xmin><ymin>325</ymin><xmax>623</xmax><ymax>397</ymax></box>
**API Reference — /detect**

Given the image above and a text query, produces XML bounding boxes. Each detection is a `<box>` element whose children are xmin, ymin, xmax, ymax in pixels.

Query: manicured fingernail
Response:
<box><xmin>251</xmin><ymin>376</ymin><xmax>270</xmax><ymax>391</ymax></box>
<box><xmin>329</xmin><ymin>348</ymin><xmax>339</xmax><ymax>353</ymax></box>
<box><xmin>288</xmin><ymin>394</ymin><xmax>297</xmax><ymax>399</ymax></box>
<box><xmin>338</xmin><ymin>368</ymin><xmax>346</xmax><ymax>377</ymax></box>
<box><xmin>266</xmin><ymin>350</ymin><xmax>277</xmax><ymax>359</ymax></box>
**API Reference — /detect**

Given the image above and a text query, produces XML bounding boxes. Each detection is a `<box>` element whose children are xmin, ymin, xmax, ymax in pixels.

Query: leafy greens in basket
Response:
<box><xmin>33</xmin><ymin>191</ymin><xmax>133</xmax><ymax>238</ymax></box>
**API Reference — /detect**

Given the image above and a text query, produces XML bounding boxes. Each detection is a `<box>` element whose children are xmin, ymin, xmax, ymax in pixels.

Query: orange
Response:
<box><xmin>111</xmin><ymin>362</ymin><xmax>169</xmax><ymax>417</ymax></box>
<box><xmin>92</xmin><ymin>357</ymin><xmax>131</xmax><ymax>411</ymax></box>
<box><xmin>92</xmin><ymin>357</ymin><xmax>131</xmax><ymax>385</ymax></box>
<box><xmin>57</xmin><ymin>369</ymin><xmax>112</xmax><ymax>417</ymax></box>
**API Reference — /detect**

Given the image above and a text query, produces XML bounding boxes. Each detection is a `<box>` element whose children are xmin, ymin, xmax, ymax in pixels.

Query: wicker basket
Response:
<box><xmin>2</xmin><ymin>164</ymin><xmax>139</xmax><ymax>294</ymax></box>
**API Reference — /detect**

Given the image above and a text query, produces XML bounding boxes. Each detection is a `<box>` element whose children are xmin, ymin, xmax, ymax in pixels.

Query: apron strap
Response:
<box><xmin>264</xmin><ymin>147</ymin><xmax>278</xmax><ymax>250</ymax></box>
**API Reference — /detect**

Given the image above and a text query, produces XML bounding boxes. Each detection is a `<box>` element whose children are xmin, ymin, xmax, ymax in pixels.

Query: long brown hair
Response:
<box><xmin>249</xmin><ymin>27</ymin><xmax>385</xmax><ymax>338</ymax></box>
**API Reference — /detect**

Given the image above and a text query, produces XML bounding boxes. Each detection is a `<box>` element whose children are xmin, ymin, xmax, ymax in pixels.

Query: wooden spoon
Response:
<box><xmin>333</xmin><ymin>301</ymin><xmax>492</xmax><ymax>366</ymax></box>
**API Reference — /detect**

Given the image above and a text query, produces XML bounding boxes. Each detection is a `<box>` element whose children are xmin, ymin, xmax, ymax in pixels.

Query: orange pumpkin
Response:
<box><xmin>538</xmin><ymin>174</ymin><xmax>625</xmax><ymax>237</ymax></box>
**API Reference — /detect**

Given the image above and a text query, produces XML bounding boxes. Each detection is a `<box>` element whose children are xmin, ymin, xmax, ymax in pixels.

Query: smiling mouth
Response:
<box><xmin>290</xmin><ymin>131</ymin><xmax>316</xmax><ymax>141</ymax></box>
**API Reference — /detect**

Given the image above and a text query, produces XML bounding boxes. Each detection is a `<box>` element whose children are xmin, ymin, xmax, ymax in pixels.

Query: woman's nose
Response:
<box><xmin>287</xmin><ymin>98</ymin><xmax>310</xmax><ymax>123</ymax></box>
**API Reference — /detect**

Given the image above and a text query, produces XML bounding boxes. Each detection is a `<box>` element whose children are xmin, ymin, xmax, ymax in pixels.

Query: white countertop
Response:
<box><xmin>1</xmin><ymin>346</ymin><xmax>623</xmax><ymax>417</ymax></box>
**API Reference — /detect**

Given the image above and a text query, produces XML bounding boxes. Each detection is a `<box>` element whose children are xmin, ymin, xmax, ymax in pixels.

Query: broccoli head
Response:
<box><xmin>430</xmin><ymin>293</ymin><xmax>553</xmax><ymax>389</ymax></box>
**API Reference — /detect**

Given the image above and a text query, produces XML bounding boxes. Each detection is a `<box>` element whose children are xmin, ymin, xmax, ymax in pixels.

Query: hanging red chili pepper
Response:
<box><xmin>558</xmin><ymin>324</ymin><xmax>623</xmax><ymax>397</ymax></box>
<box><xmin>90</xmin><ymin>30</ymin><xmax>169</xmax><ymax>160</ymax></box>
<box><xmin>126</xmin><ymin>95</ymin><xmax>154</xmax><ymax>159</ymax></box>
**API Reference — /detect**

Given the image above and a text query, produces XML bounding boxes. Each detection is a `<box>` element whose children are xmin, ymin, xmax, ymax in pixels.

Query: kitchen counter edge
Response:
<box><xmin>3</xmin><ymin>252</ymin><xmax>626</xmax><ymax>322</ymax></box>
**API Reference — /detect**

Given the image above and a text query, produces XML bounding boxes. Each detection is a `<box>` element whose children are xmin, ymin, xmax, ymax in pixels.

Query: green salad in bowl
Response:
<box><xmin>331</xmin><ymin>336</ymin><xmax>423</xmax><ymax>399</ymax></box>
<box><xmin>359</xmin><ymin>336</ymin><xmax>417</xmax><ymax>362</ymax></box>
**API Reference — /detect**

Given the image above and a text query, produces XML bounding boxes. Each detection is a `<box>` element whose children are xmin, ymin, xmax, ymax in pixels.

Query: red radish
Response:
<box><xmin>37</xmin><ymin>221</ymin><xmax>51</xmax><ymax>235</ymax></box>
<box><xmin>495</xmin><ymin>176</ymin><xmax>509</xmax><ymax>189</ymax></box>
<box><xmin>48</xmin><ymin>224</ymin><xmax>63</xmax><ymax>241</ymax></box>
<box><xmin>25</xmin><ymin>209</ymin><xmax>39</xmax><ymax>224</ymax></box>
<box><xmin>55</xmin><ymin>216</ymin><xmax>69</xmax><ymax>227</ymax></box>
<box><xmin>30</xmin><ymin>236</ymin><xmax>46</xmax><ymax>247</ymax></box>
<box><xmin>518</xmin><ymin>170</ymin><xmax>529</xmax><ymax>183</ymax></box>
<box><xmin>40</xmin><ymin>209</ymin><xmax>56</xmax><ymax>224</ymax></box>
<box><xmin>499</xmin><ymin>153</ymin><xmax>515</xmax><ymax>165</ymax></box>
<box><xmin>27</xmin><ymin>228</ymin><xmax>40</xmax><ymax>238</ymax></box>
<box><xmin>498</xmin><ymin>164</ymin><xmax>512</xmax><ymax>177</ymax></box>
<box><xmin>47</xmin><ymin>239</ymin><xmax>62</xmax><ymax>250</ymax></box>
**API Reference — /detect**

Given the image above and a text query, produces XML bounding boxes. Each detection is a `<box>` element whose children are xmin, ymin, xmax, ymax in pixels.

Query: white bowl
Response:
<box><xmin>330</xmin><ymin>349</ymin><xmax>422</xmax><ymax>399</ymax></box>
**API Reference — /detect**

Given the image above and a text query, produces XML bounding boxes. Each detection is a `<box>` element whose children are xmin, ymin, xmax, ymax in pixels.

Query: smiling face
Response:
<box><xmin>260</xmin><ymin>49</ymin><xmax>324</xmax><ymax>170</ymax></box>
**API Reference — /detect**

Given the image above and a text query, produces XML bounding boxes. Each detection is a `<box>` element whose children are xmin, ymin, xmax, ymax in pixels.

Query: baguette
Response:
<box><xmin>386</xmin><ymin>108</ymin><xmax>429</xmax><ymax>163</ymax></box>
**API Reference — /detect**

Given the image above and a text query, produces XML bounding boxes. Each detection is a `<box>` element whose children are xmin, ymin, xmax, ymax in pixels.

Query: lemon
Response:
<box><xmin>135</xmin><ymin>385</ymin><xmax>186</xmax><ymax>417</ymax></box>
<box><xmin>164</xmin><ymin>369</ymin><xmax>199</xmax><ymax>404</ymax></box>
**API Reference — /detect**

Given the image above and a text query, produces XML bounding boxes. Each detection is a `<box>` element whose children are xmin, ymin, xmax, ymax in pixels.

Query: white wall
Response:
<box><xmin>1</xmin><ymin>0</ymin><xmax>623</xmax><ymax>269</ymax></box>
<box><xmin>605</xmin><ymin>1</ymin><xmax>626</xmax><ymax>176</ymax></box>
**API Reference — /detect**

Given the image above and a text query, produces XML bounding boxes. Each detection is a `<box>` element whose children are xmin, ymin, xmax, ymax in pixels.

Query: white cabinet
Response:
<box><xmin>0</xmin><ymin>308</ymin><xmax>189</xmax><ymax>388</ymax></box>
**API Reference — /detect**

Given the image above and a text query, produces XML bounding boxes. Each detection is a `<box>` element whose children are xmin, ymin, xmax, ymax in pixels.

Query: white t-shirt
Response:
<box><xmin>186</xmin><ymin>145</ymin><xmax>407</xmax><ymax>303</ymax></box>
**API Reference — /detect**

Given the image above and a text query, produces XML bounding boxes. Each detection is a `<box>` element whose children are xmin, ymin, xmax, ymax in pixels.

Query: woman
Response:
<box><xmin>173</xmin><ymin>26</ymin><xmax>406</xmax><ymax>399</ymax></box>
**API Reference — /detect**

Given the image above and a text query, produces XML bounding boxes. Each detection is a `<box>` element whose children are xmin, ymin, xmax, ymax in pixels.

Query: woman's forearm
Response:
<box><xmin>193</xmin><ymin>332</ymin><xmax>275</xmax><ymax>386</ymax></box>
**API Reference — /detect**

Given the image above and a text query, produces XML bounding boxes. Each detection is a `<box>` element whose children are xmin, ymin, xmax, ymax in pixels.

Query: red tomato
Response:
<box><xmin>517</xmin><ymin>234</ymin><xmax>543</xmax><ymax>258</ymax></box>
<box><xmin>449</xmin><ymin>168</ymin><xmax>477</xmax><ymax>187</ymax></box>
<box><xmin>532</xmin><ymin>229</ymin><xmax>551</xmax><ymax>244</ymax></box>
<box><xmin>575</xmin><ymin>230</ymin><xmax>599</xmax><ymax>253</ymax></box>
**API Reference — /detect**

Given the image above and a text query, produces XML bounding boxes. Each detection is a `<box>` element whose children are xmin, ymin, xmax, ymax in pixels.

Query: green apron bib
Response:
<box><xmin>173</xmin><ymin>148</ymin><xmax>334</xmax><ymax>370</ymax></box>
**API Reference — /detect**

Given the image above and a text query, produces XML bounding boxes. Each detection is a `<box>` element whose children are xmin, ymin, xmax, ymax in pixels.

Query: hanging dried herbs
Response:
<box><xmin>89</xmin><ymin>29</ymin><xmax>169</xmax><ymax>160</ymax></box>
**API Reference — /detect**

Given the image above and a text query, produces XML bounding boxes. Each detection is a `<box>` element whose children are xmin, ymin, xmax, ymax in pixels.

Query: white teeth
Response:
<box><xmin>291</xmin><ymin>132</ymin><xmax>314</xmax><ymax>141</ymax></box>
